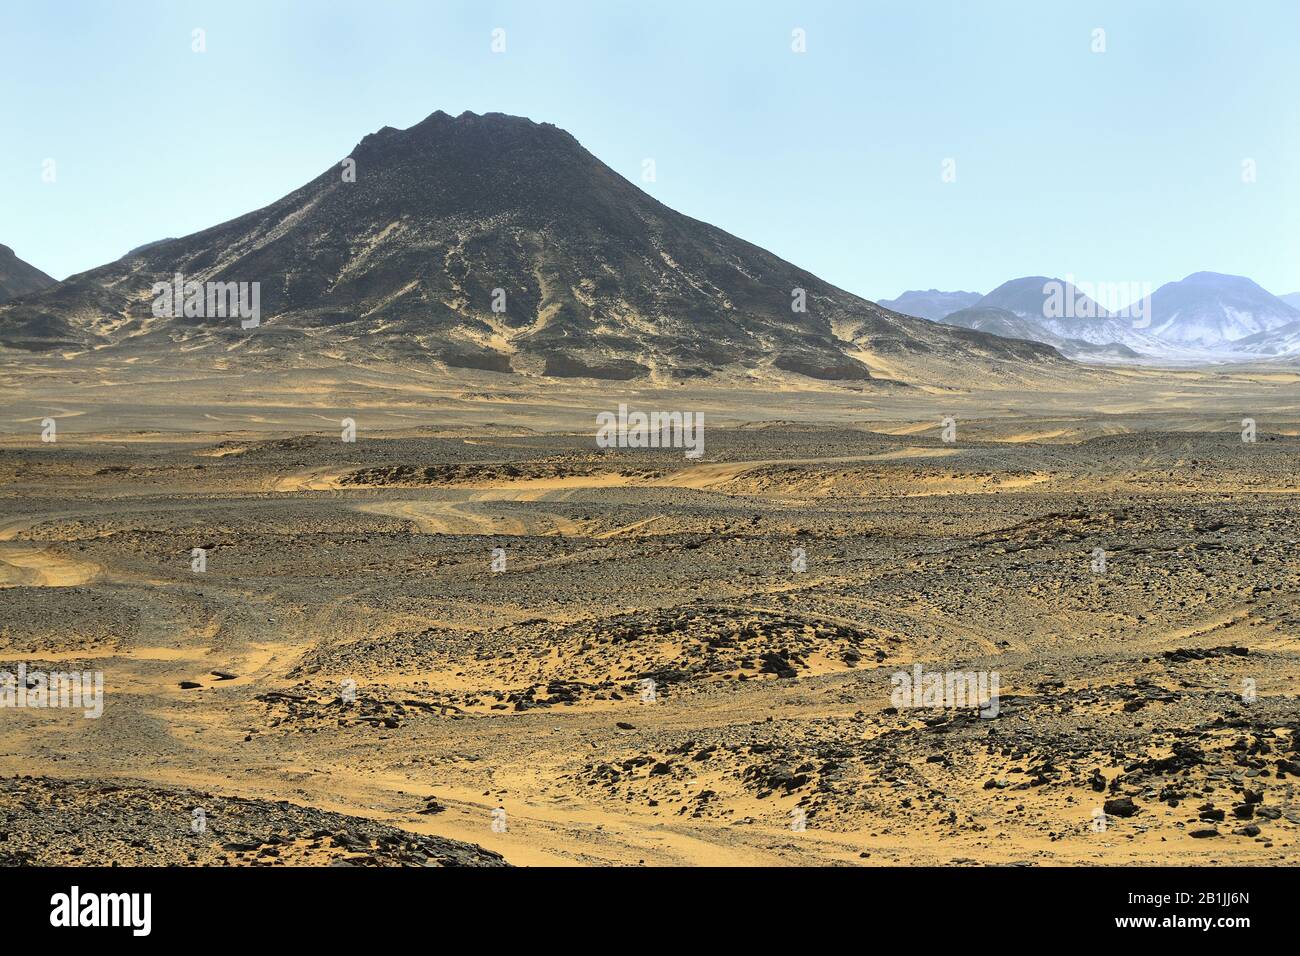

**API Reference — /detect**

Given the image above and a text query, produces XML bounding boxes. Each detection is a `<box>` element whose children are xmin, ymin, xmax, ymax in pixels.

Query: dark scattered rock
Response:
<box><xmin>1103</xmin><ymin>797</ymin><xmax>1139</xmax><ymax>818</ymax></box>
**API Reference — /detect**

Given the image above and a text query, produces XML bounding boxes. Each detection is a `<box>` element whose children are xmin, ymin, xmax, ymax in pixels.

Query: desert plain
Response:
<box><xmin>1</xmin><ymin>353</ymin><xmax>1298</xmax><ymax>866</ymax></box>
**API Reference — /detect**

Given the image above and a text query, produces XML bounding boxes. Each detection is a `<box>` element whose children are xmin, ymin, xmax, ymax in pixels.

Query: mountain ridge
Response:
<box><xmin>889</xmin><ymin>273</ymin><xmax>1300</xmax><ymax>361</ymax></box>
<box><xmin>876</xmin><ymin>289</ymin><xmax>982</xmax><ymax>322</ymax></box>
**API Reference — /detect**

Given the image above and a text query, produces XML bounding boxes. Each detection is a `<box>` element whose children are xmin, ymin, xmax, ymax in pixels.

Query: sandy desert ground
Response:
<box><xmin>1</xmin><ymin>355</ymin><xmax>1298</xmax><ymax>866</ymax></box>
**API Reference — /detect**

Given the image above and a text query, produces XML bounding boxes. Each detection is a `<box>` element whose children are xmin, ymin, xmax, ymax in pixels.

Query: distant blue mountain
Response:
<box><xmin>876</xmin><ymin>289</ymin><xmax>982</xmax><ymax>321</ymax></box>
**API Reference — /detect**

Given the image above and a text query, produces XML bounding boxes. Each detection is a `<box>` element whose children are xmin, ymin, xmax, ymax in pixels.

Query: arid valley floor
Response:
<box><xmin>1</xmin><ymin>356</ymin><xmax>1298</xmax><ymax>866</ymax></box>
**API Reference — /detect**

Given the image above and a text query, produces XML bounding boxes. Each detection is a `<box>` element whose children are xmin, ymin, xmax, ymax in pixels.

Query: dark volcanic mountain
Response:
<box><xmin>0</xmin><ymin>244</ymin><xmax>57</xmax><ymax>305</ymax></box>
<box><xmin>0</xmin><ymin>111</ymin><xmax>1064</xmax><ymax>381</ymax></box>
<box><xmin>876</xmin><ymin>289</ymin><xmax>982</xmax><ymax>321</ymax></box>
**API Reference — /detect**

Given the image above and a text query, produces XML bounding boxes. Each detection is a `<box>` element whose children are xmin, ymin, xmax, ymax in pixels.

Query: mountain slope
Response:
<box><xmin>939</xmin><ymin>306</ymin><xmax>1054</xmax><ymax>342</ymax></box>
<box><xmin>0</xmin><ymin>244</ymin><xmax>58</xmax><ymax>304</ymax></box>
<box><xmin>1233</xmin><ymin>319</ymin><xmax>1300</xmax><ymax>356</ymax></box>
<box><xmin>876</xmin><ymin>289</ymin><xmax>982</xmax><ymax>321</ymax></box>
<box><xmin>1281</xmin><ymin>292</ymin><xmax>1300</xmax><ymax>310</ymax></box>
<box><xmin>0</xmin><ymin>110</ymin><xmax>1064</xmax><ymax>384</ymax></box>
<box><xmin>1145</xmin><ymin>272</ymin><xmax>1300</xmax><ymax>348</ymax></box>
<box><xmin>939</xmin><ymin>306</ymin><xmax>1141</xmax><ymax>361</ymax></box>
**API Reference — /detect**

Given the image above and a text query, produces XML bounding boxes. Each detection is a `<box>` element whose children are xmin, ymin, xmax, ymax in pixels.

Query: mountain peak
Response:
<box><xmin>360</xmin><ymin>110</ymin><xmax>576</xmax><ymax>148</ymax></box>
<box><xmin>1178</xmin><ymin>271</ymin><xmax>1262</xmax><ymax>289</ymax></box>
<box><xmin>976</xmin><ymin>276</ymin><xmax>1110</xmax><ymax>320</ymax></box>
<box><xmin>0</xmin><ymin>243</ymin><xmax>58</xmax><ymax>305</ymax></box>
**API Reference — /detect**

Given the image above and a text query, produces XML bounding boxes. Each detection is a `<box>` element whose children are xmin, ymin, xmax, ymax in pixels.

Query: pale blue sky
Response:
<box><xmin>3</xmin><ymin>0</ymin><xmax>1297</xmax><ymax>300</ymax></box>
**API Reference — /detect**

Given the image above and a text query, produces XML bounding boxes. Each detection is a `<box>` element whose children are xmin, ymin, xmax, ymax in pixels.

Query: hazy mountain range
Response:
<box><xmin>875</xmin><ymin>290</ymin><xmax>982</xmax><ymax>322</ymax></box>
<box><xmin>886</xmin><ymin>273</ymin><xmax>1300</xmax><ymax>361</ymax></box>
<box><xmin>0</xmin><ymin>110</ymin><xmax>1062</xmax><ymax>386</ymax></box>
